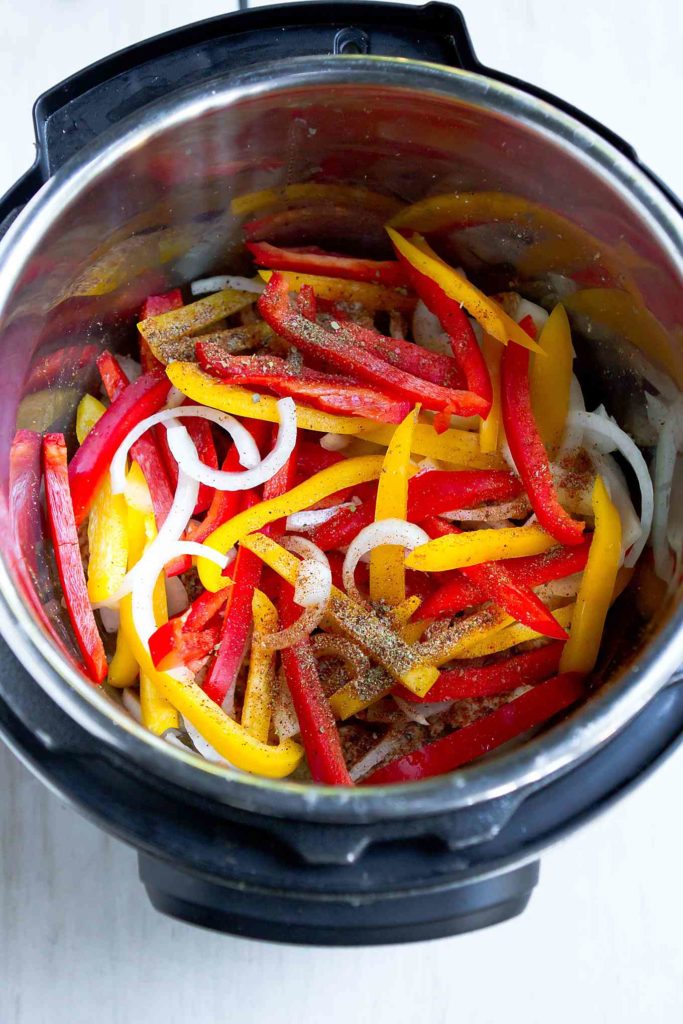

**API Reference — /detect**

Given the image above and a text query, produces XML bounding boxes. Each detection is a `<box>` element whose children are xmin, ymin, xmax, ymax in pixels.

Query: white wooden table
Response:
<box><xmin>1</xmin><ymin>2</ymin><xmax>682</xmax><ymax>1022</ymax></box>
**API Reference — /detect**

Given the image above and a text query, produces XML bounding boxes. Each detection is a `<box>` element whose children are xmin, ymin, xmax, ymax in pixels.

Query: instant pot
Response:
<box><xmin>0</xmin><ymin>2</ymin><xmax>682</xmax><ymax>944</ymax></box>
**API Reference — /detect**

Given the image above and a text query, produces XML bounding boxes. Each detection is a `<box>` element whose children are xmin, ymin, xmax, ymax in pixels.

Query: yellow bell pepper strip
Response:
<box><xmin>138</xmin><ymin>288</ymin><xmax>256</xmax><ymax>362</ymax></box>
<box><xmin>355</xmin><ymin>421</ymin><xmax>504</xmax><ymax>469</ymax></box>
<box><xmin>240</xmin><ymin>532</ymin><xmax>439</xmax><ymax>696</ymax></box>
<box><xmin>417</xmin><ymin>607</ymin><xmax>513</xmax><ymax>668</ymax></box>
<box><xmin>231</xmin><ymin>182</ymin><xmax>404</xmax><ymax>219</ymax></box>
<box><xmin>197</xmin><ymin>455</ymin><xmax>384</xmax><ymax>592</ymax></box>
<box><xmin>560</xmin><ymin>477</ymin><xmax>621</xmax><ymax>674</ymax></box>
<box><xmin>258</xmin><ymin>269</ymin><xmax>415</xmax><ymax>314</ymax></box>
<box><xmin>86</xmin><ymin>474</ymin><xmax>129</xmax><ymax>604</ymax></box>
<box><xmin>166</xmin><ymin>361</ymin><xmax>382</xmax><ymax>435</ymax></box>
<box><xmin>459</xmin><ymin>604</ymin><xmax>575</xmax><ymax>660</ymax></box>
<box><xmin>370</xmin><ymin>406</ymin><xmax>418</xmax><ymax>605</ymax></box>
<box><xmin>386</xmin><ymin>228</ymin><xmax>541</xmax><ymax>353</ymax></box>
<box><xmin>107</xmin><ymin>471</ymin><xmax>148</xmax><ymax>688</ymax></box>
<box><xmin>391</xmin><ymin>595</ymin><xmax>422</xmax><ymax>631</ymax></box>
<box><xmin>76</xmin><ymin>394</ymin><xmax>106</xmax><ymax>444</ymax></box>
<box><xmin>241</xmin><ymin>591</ymin><xmax>278</xmax><ymax>743</ymax></box>
<box><xmin>479</xmin><ymin>334</ymin><xmax>503</xmax><ymax>454</ymax></box>
<box><xmin>530</xmin><ymin>304</ymin><xmax>574</xmax><ymax>456</ymax></box>
<box><xmin>406</xmin><ymin>525</ymin><xmax>558</xmax><ymax>573</ymax></box>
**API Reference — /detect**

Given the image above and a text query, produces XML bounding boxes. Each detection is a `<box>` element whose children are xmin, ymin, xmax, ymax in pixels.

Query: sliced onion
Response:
<box><xmin>99</xmin><ymin>606</ymin><xmax>120</xmax><ymax>633</ymax></box>
<box><xmin>167</xmin><ymin>397</ymin><xmax>296</xmax><ymax>491</ymax></box>
<box><xmin>190</xmin><ymin>275</ymin><xmax>264</xmax><ymax>296</ymax></box>
<box><xmin>256</xmin><ymin>603</ymin><xmax>325</xmax><ymax>651</ymax></box>
<box><xmin>282</xmin><ymin>534</ymin><xmax>331</xmax><ymax>567</ymax></box>
<box><xmin>412</xmin><ymin>299</ymin><xmax>450</xmax><ymax>356</ymax></box>
<box><xmin>273</xmin><ymin>672</ymin><xmax>300</xmax><ymax>740</ymax></box>
<box><xmin>310</xmin><ymin>635</ymin><xmax>370</xmax><ymax>683</ymax></box>
<box><xmin>122</xmin><ymin>688</ymin><xmax>142</xmax><ymax>722</ymax></box>
<box><xmin>516</xmin><ymin>297</ymin><xmax>549</xmax><ymax>334</ymax></box>
<box><xmin>566</xmin><ymin>409</ymin><xmax>653</xmax><ymax>566</ymax></box>
<box><xmin>182</xmin><ymin>715</ymin><xmax>237</xmax><ymax>767</ymax></box>
<box><xmin>342</xmin><ymin>519</ymin><xmax>430</xmax><ymax>604</ymax></box>
<box><xmin>593</xmin><ymin>452</ymin><xmax>642</xmax><ymax>565</ymax></box>
<box><xmin>165</xmin><ymin>386</ymin><xmax>187</xmax><ymax>409</ymax></box>
<box><xmin>441</xmin><ymin>497</ymin><xmax>531</xmax><ymax>523</ymax></box>
<box><xmin>117</xmin><ymin>355</ymin><xmax>142</xmax><ymax>382</ymax></box>
<box><xmin>320</xmin><ymin>432</ymin><xmax>352</xmax><ymax>452</ymax></box>
<box><xmin>110</xmin><ymin>406</ymin><xmax>260</xmax><ymax>494</ymax></box>
<box><xmin>535</xmin><ymin>574</ymin><xmax>583</xmax><ymax>601</ymax></box>
<box><xmin>286</xmin><ymin>503</ymin><xmax>354</xmax><ymax>531</ymax></box>
<box><xmin>293</xmin><ymin>560</ymin><xmax>332</xmax><ymax>608</ymax></box>
<box><xmin>393</xmin><ymin>695</ymin><xmax>455</xmax><ymax>725</ymax></box>
<box><xmin>349</xmin><ymin>728</ymin><xmax>407</xmax><ymax>783</ymax></box>
<box><xmin>559</xmin><ymin>374</ymin><xmax>587</xmax><ymax>453</ymax></box>
<box><xmin>131</xmin><ymin>540</ymin><xmax>230</xmax><ymax>651</ymax></box>
<box><xmin>165</xmin><ymin>575</ymin><xmax>189</xmax><ymax>618</ymax></box>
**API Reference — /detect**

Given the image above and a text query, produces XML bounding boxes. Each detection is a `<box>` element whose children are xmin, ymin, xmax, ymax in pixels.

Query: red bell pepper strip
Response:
<box><xmin>138</xmin><ymin>289</ymin><xmax>183</xmax><ymax>372</ymax></box>
<box><xmin>396</xmin><ymin>642</ymin><xmax>564</xmax><ymax>704</ymax></box>
<box><xmin>10</xmin><ymin>430</ymin><xmax>43</xmax><ymax>580</ymax></box>
<box><xmin>420</xmin><ymin>538</ymin><xmax>592</xmax><ymax>620</ymax></box>
<box><xmin>308</xmin><ymin>470</ymin><xmax>523</xmax><ymax>552</ymax></box>
<box><xmin>422</xmin><ymin>516</ymin><xmax>568</xmax><ymax>640</ymax></box>
<box><xmin>96</xmin><ymin>351</ymin><xmax>189</xmax><ymax>577</ymax></box>
<box><xmin>365</xmin><ymin>671</ymin><xmax>584</xmax><ymax>783</ymax></box>
<box><xmin>43</xmin><ymin>434</ymin><xmax>107</xmax><ymax>683</ymax></box>
<box><xmin>184</xmin><ymin>586</ymin><xmax>230</xmax><ymax>630</ymax></box>
<box><xmin>68</xmin><ymin>369</ymin><xmax>171</xmax><ymax>526</ymax></box>
<box><xmin>297</xmin><ymin>283</ymin><xmax>318</xmax><ymax>322</ymax></box>
<box><xmin>393</xmin><ymin>245</ymin><xmax>492</xmax><ymax>406</ymax></box>
<box><xmin>196</xmin><ymin>344</ymin><xmax>411</xmax><ymax>424</ymax></box>
<box><xmin>278</xmin><ymin>580</ymin><xmax>352</xmax><ymax>786</ymax></box>
<box><xmin>247</xmin><ymin>240</ymin><xmax>408</xmax><ymax>287</ymax></box>
<box><xmin>203</xmin><ymin>434</ymin><xmax>298</xmax><ymax>706</ymax></box>
<box><xmin>501</xmin><ymin>321</ymin><xmax>584</xmax><ymax>546</ymax></box>
<box><xmin>258</xmin><ymin>273</ymin><xmax>488</xmax><ymax>417</ymax></box>
<box><xmin>150</xmin><ymin>620</ymin><xmax>221</xmax><ymax>673</ymax></box>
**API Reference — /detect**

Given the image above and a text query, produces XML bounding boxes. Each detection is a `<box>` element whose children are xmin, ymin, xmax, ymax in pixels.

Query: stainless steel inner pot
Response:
<box><xmin>0</xmin><ymin>55</ymin><xmax>681</xmax><ymax>823</ymax></box>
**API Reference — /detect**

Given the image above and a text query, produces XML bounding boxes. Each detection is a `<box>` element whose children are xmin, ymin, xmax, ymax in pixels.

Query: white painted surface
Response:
<box><xmin>0</xmin><ymin>1</ymin><xmax>681</xmax><ymax>1022</ymax></box>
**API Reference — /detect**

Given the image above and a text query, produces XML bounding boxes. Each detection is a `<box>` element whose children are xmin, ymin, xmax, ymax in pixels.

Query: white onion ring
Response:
<box><xmin>165</xmin><ymin>386</ymin><xmax>186</xmax><ymax>409</ymax></box>
<box><xmin>122</xmin><ymin>688</ymin><xmax>142</xmax><ymax>722</ymax></box>
<box><xmin>412</xmin><ymin>299</ymin><xmax>451</xmax><ymax>356</ymax></box>
<box><xmin>516</xmin><ymin>297</ymin><xmax>549</xmax><ymax>334</ymax></box>
<box><xmin>293</xmin><ymin>560</ymin><xmax>332</xmax><ymax>608</ymax></box>
<box><xmin>342</xmin><ymin>519</ymin><xmax>430</xmax><ymax>604</ymax></box>
<box><xmin>566</xmin><ymin>410</ymin><xmax>653</xmax><ymax>567</ymax></box>
<box><xmin>253</xmin><ymin>538</ymin><xmax>331</xmax><ymax>651</ymax></box>
<box><xmin>282</xmin><ymin>534</ymin><xmax>331</xmax><ymax>567</ymax></box>
<box><xmin>167</xmin><ymin>397</ymin><xmax>296</xmax><ymax>491</ymax></box>
<box><xmin>182</xmin><ymin>715</ymin><xmax>236</xmax><ymax>766</ymax></box>
<box><xmin>190</xmin><ymin>275</ymin><xmax>264</xmax><ymax>296</ymax></box>
<box><xmin>98</xmin><ymin>606</ymin><xmax>120</xmax><ymax>633</ymax></box>
<box><xmin>349</xmin><ymin>728</ymin><xmax>407</xmax><ymax>783</ymax></box>
<box><xmin>110</xmin><ymin>406</ymin><xmax>260</xmax><ymax>494</ymax></box>
<box><xmin>286</xmin><ymin>502</ymin><xmax>356</xmax><ymax>531</ymax></box>
<box><xmin>117</xmin><ymin>355</ymin><xmax>142</xmax><ymax>383</ymax></box>
<box><xmin>559</xmin><ymin>374</ymin><xmax>587</xmax><ymax>453</ymax></box>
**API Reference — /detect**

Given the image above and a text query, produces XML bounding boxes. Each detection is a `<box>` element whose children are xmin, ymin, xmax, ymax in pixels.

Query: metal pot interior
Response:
<box><xmin>0</xmin><ymin>57</ymin><xmax>681</xmax><ymax>809</ymax></box>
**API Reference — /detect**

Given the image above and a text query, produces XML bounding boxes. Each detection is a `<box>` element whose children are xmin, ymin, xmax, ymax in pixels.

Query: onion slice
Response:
<box><xmin>566</xmin><ymin>409</ymin><xmax>653</xmax><ymax>566</ymax></box>
<box><xmin>191</xmin><ymin>275</ymin><xmax>264</xmax><ymax>296</ymax></box>
<box><xmin>320</xmin><ymin>432</ymin><xmax>352</xmax><ymax>452</ymax></box>
<box><xmin>286</xmin><ymin>500</ymin><xmax>358</xmax><ymax>531</ymax></box>
<box><xmin>167</xmin><ymin>397</ymin><xmax>297</xmax><ymax>491</ymax></box>
<box><xmin>110</xmin><ymin>406</ymin><xmax>260</xmax><ymax>493</ymax></box>
<box><xmin>342</xmin><ymin>519</ymin><xmax>430</xmax><ymax>604</ymax></box>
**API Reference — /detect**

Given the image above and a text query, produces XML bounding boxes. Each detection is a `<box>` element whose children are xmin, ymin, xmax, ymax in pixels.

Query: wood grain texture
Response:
<box><xmin>0</xmin><ymin>2</ymin><xmax>681</xmax><ymax>1022</ymax></box>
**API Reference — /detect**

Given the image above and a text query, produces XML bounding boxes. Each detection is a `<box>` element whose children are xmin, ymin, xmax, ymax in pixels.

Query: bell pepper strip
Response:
<box><xmin>9</xmin><ymin>430</ymin><xmax>43</xmax><ymax>581</ymax></box>
<box><xmin>530</xmin><ymin>303</ymin><xmax>573</xmax><ymax>456</ymax></box>
<box><xmin>120</xmin><ymin>615</ymin><xmax>304</xmax><ymax>775</ymax></box>
<box><xmin>140</xmin><ymin>558</ymin><xmax>180</xmax><ymax>736</ymax></box>
<box><xmin>406</xmin><ymin>524</ymin><xmax>558</xmax><ymax>573</ymax></box>
<box><xmin>391</xmin><ymin>595</ymin><xmax>423</xmax><ymax>631</ymax></box>
<box><xmin>559</xmin><ymin>477</ymin><xmax>621</xmax><ymax>674</ymax></box>
<box><xmin>149</xmin><ymin>620</ymin><xmax>220</xmax><ymax>673</ymax></box>
<box><xmin>139</xmin><ymin>288</ymin><xmax>184</xmax><ymax>320</ymax></box>
<box><xmin>202</xmin><ymin>435</ymin><xmax>298</xmax><ymax>707</ymax></box>
<box><xmin>195</xmin><ymin>344</ymin><xmax>411</xmax><ymax>424</ymax></box>
<box><xmin>86</xmin><ymin>473</ymin><xmax>129</xmax><ymax>605</ymax></box>
<box><xmin>257</xmin><ymin>273</ymin><xmax>489</xmax><ymax>418</ymax></box>
<box><xmin>324</xmin><ymin>318</ymin><xmax>467</xmax><ymax>391</ymax></box>
<box><xmin>247</xmin><ymin>240</ymin><xmax>407</xmax><ymax>287</ymax></box>
<box><xmin>184</xmin><ymin>586</ymin><xmax>230</xmax><ymax>630</ymax></box>
<box><xmin>386</xmin><ymin>228</ymin><xmax>541</xmax><ymax>353</ymax></box>
<box><xmin>76</xmin><ymin>394</ymin><xmax>107</xmax><ymax>445</ymax></box>
<box><xmin>155</xmin><ymin>405</ymin><xmax>218</xmax><ymax>516</ymax></box>
<box><xmin>108</xmin><ymin>480</ymin><xmax>147</xmax><ymax>688</ymax></box>
<box><xmin>232</xmin><ymin>182</ymin><xmax>404</xmax><ymax>220</ymax></box>
<box><xmin>241</xmin><ymin>591</ymin><xmax>278</xmax><ymax>743</ymax></box>
<box><xmin>392</xmin><ymin>237</ymin><xmax>492</xmax><ymax>408</ymax></box>
<box><xmin>421</xmin><ymin>517</ymin><xmax>568</xmax><ymax>640</ymax></box>
<box><xmin>397</xmin><ymin>642</ymin><xmax>565</xmax><ymax>704</ymax></box>
<box><xmin>354</xmin><ymin>421</ymin><xmax>505</xmax><ymax>470</ymax></box>
<box><xmin>501</xmin><ymin>335</ymin><xmax>585</xmax><ymax>546</ymax></box>
<box><xmin>370</xmin><ymin>406</ymin><xmax>418</xmax><ymax>605</ymax></box>
<box><xmin>95</xmin><ymin>351</ymin><xmax>189</xmax><ymax>576</ymax></box>
<box><xmin>258</xmin><ymin>269</ymin><xmax>415</xmax><ymax>315</ymax></box>
<box><xmin>479</xmin><ymin>334</ymin><xmax>503</xmax><ymax>454</ymax></box>
<box><xmin>166</xmin><ymin>362</ymin><xmax>384</xmax><ymax>436</ymax></box>
<box><xmin>68</xmin><ymin>369</ymin><xmax>171</xmax><ymax>526</ymax></box>
<box><xmin>186</xmin><ymin>447</ymin><xmax>246</xmax><ymax>544</ymax></box>
<box><xmin>420</xmin><ymin>538</ymin><xmax>592</xmax><ymax>619</ymax></box>
<box><xmin>197</xmin><ymin>455</ymin><xmax>384</xmax><ymax>592</ymax></box>
<box><xmin>364</xmin><ymin>672</ymin><xmax>585</xmax><ymax>784</ymax></box>
<box><xmin>415</xmin><ymin>606</ymin><xmax>512</xmax><ymax>669</ymax></box>
<box><xmin>460</xmin><ymin>604</ymin><xmax>574</xmax><ymax>661</ymax></box>
<box><xmin>278</xmin><ymin>581</ymin><xmax>353</xmax><ymax>785</ymax></box>
<box><xmin>240</xmin><ymin>533</ymin><xmax>439</xmax><ymax>696</ymax></box>
<box><xmin>137</xmin><ymin>287</ymin><xmax>256</xmax><ymax>363</ymax></box>
<box><xmin>297</xmin><ymin>283</ymin><xmax>318</xmax><ymax>321</ymax></box>
<box><xmin>42</xmin><ymin>434</ymin><xmax>107</xmax><ymax>683</ymax></box>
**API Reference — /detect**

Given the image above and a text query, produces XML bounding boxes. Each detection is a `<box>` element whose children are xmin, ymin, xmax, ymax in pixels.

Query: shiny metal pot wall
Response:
<box><xmin>0</xmin><ymin>56</ymin><xmax>681</xmax><ymax>822</ymax></box>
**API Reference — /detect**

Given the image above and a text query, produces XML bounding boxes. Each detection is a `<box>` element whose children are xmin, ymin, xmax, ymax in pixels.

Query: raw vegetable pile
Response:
<box><xmin>22</xmin><ymin>193</ymin><xmax>664</xmax><ymax>786</ymax></box>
